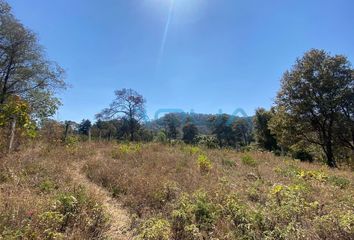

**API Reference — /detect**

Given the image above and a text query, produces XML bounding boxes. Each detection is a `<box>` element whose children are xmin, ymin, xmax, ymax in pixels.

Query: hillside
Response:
<box><xmin>1</xmin><ymin>142</ymin><xmax>353</xmax><ymax>239</ymax></box>
<box><xmin>146</xmin><ymin>112</ymin><xmax>254</xmax><ymax>135</ymax></box>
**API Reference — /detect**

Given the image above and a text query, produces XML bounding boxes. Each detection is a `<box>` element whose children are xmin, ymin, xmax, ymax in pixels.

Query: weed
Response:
<box><xmin>241</xmin><ymin>154</ymin><xmax>258</xmax><ymax>167</ymax></box>
<box><xmin>137</xmin><ymin>218</ymin><xmax>172</xmax><ymax>240</ymax></box>
<box><xmin>39</xmin><ymin>179</ymin><xmax>57</xmax><ymax>193</ymax></box>
<box><xmin>222</xmin><ymin>158</ymin><xmax>236</xmax><ymax>168</ymax></box>
<box><xmin>328</xmin><ymin>175</ymin><xmax>350</xmax><ymax>189</ymax></box>
<box><xmin>197</xmin><ymin>154</ymin><xmax>212</xmax><ymax>174</ymax></box>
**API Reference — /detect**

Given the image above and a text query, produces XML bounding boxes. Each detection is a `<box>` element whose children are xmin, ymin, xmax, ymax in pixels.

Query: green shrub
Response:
<box><xmin>197</xmin><ymin>154</ymin><xmax>212</xmax><ymax>174</ymax></box>
<box><xmin>39</xmin><ymin>211</ymin><xmax>65</xmax><ymax>238</ymax></box>
<box><xmin>151</xmin><ymin>181</ymin><xmax>180</xmax><ymax>207</ymax></box>
<box><xmin>39</xmin><ymin>179</ymin><xmax>57</xmax><ymax>193</ymax></box>
<box><xmin>137</xmin><ymin>218</ymin><xmax>172</xmax><ymax>240</ymax></box>
<box><xmin>196</xmin><ymin>135</ymin><xmax>219</xmax><ymax>149</ymax></box>
<box><xmin>172</xmin><ymin>191</ymin><xmax>218</xmax><ymax>238</ymax></box>
<box><xmin>328</xmin><ymin>175</ymin><xmax>350</xmax><ymax>189</ymax></box>
<box><xmin>193</xmin><ymin>191</ymin><xmax>218</xmax><ymax>230</ymax></box>
<box><xmin>297</xmin><ymin>169</ymin><xmax>328</xmax><ymax>182</ymax></box>
<box><xmin>112</xmin><ymin>143</ymin><xmax>142</xmax><ymax>158</ymax></box>
<box><xmin>222</xmin><ymin>158</ymin><xmax>236</xmax><ymax>168</ymax></box>
<box><xmin>65</xmin><ymin>135</ymin><xmax>79</xmax><ymax>148</ymax></box>
<box><xmin>155</xmin><ymin>131</ymin><xmax>167</xmax><ymax>143</ymax></box>
<box><xmin>241</xmin><ymin>154</ymin><xmax>257</xmax><ymax>167</ymax></box>
<box><xmin>224</xmin><ymin>195</ymin><xmax>250</xmax><ymax>231</ymax></box>
<box><xmin>184</xmin><ymin>146</ymin><xmax>202</xmax><ymax>155</ymax></box>
<box><xmin>274</xmin><ymin>164</ymin><xmax>301</xmax><ymax>178</ymax></box>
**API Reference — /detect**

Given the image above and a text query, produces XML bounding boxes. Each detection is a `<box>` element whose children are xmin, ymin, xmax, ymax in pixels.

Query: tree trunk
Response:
<box><xmin>88</xmin><ymin>127</ymin><xmax>91</xmax><ymax>143</ymax></box>
<box><xmin>63</xmin><ymin>123</ymin><xmax>69</xmax><ymax>142</ymax></box>
<box><xmin>8</xmin><ymin>118</ymin><xmax>16</xmax><ymax>153</ymax></box>
<box><xmin>325</xmin><ymin>120</ymin><xmax>337</xmax><ymax>168</ymax></box>
<box><xmin>325</xmin><ymin>143</ymin><xmax>336</xmax><ymax>168</ymax></box>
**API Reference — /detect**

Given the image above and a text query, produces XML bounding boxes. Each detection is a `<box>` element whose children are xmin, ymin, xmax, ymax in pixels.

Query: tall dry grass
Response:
<box><xmin>0</xmin><ymin>143</ymin><xmax>108</xmax><ymax>239</ymax></box>
<box><xmin>85</xmin><ymin>142</ymin><xmax>354</xmax><ymax>240</ymax></box>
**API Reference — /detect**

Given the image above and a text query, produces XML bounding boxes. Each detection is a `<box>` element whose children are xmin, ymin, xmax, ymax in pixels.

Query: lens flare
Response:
<box><xmin>157</xmin><ymin>0</ymin><xmax>175</xmax><ymax>68</ymax></box>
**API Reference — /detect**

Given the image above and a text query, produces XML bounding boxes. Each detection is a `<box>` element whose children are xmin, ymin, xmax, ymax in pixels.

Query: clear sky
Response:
<box><xmin>7</xmin><ymin>0</ymin><xmax>354</xmax><ymax>122</ymax></box>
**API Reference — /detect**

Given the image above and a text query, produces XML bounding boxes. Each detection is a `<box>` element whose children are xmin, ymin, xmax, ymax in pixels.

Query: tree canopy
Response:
<box><xmin>96</xmin><ymin>88</ymin><xmax>146</xmax><ymax>141</ymax></box>
<box><xmin>271</xmin><ymin>49</ymin><xmax>354</xmax><ymax>167</ymax></box>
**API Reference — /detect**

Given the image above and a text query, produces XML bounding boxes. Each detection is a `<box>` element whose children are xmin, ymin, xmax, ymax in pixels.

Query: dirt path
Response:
<box><xmin>70</xmin><ymin>152</ymin><xmax>133</xmax><ymax>240</ymax></box>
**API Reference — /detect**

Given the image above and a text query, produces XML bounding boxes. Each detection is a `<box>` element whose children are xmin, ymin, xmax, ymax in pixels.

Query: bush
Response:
<box><xmin>197</xmin><ymin>154</ymin><xmax>212</xmax><ymax>174</ymax></box>
<box><xmin>137</xmin><ymin>218</ymin><xmax>172</xmax><ymax>240</ymax></box>
<box><xmin>111</xmin><ymin>143</ymin><xmax>142</xmax><ymax>158</ymax></box>
<box><xmin>328</xmin><ymin>175</ymin><xmax>350</xmax><ymax>189</ymax></box>
<box><xmin>172</xmin><ymin>191</ymin><xmax>218</xmax><ymax>238</ymax></box>
<box><xmin>222</xmin><ymin>158</ymin><xmax>236</xmax><ymax>168</ymax></box>
<box><xmin>184</xmin><ymin>146</ymin><xmax>202</xmax><ymax>155</ymax></box>
<box><xmin>39</xmin><ymin>179</ymin><xmax>57</xmax><ymax>193</ymax></box>
<box><xmin>241</xmin><ymin>154</ymin><xmax>257</xmax><ymax>167</ymax></box>
<box><xmin>196</xmin><ymin>135</ymin><xmax>219</xmax><ymax>149</ymax></box>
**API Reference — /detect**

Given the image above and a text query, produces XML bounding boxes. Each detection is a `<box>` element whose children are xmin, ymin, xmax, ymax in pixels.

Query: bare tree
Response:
<box><xmin>96</xmin><ymin>88</ymin><xmax>146</xmax><ymax>141</ymax></box>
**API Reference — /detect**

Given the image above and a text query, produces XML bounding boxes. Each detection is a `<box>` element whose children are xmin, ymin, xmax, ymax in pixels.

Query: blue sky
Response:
<box><xmin>7</xmin><ymin>0</ymin><xmax>354</xmax><ymax>122</ymax></box>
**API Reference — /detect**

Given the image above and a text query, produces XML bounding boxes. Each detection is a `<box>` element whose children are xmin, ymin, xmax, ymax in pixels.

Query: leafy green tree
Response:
<box><xmin>78</xmin><ymin>119</ymin><xmax>92</xmax><ymax>136</ymax></box>
<box><xmin>0</xmin><ymin>0</ymin><xmax>65</xmax><ymax>151</ymax></box>
<box><xmin>272</xmin><ymin>49</ymin><xmax>354</xmax><ymax>167</ymax></box>
<box><xmin>182</xmin><ymin>121</ymin><xmax>198</xmax><ymax>144</ymax></box>
<box><xmin>155</xmin><ymin>130</ymin><xmax>167</xmax><ymax>143</ymax></box>
<box><xmin>163</xmin><ymin>113</ymin><xmax>181</xmax><ymax>141</ymax></box>
<box><xmin>0</xmin><ymin>96</ymin><xmax>36</xmax><ymax>151</ymax></box>
<box><xmin>96</xmin><ymin>88</ymin><xmax>146</xmax><ymax>141</ymax></box>
<box><xmin>253</xmin><ymin>108</ymin><xmax>278</xmax><ymax>151</ymax></box>
<box><xmin>233</xmin><ymin>118</ymin><xmax>253</xmax><ymax>146</ymax></box>
<box><xmin>0</xmin><ymin>0</ymin><xmax>65</xmax><ymax>108</ymax></box>
<box><xmin>209</xmin><ymin>114</ymin><xmax>236</xmax><ymax>147</ymax></box>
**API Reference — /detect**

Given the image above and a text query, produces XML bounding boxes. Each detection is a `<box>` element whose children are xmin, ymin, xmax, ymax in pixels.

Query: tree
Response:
<box><xmin>253</xmin><ymin>108</ymin><xmax>278</xmax><ymax>151</ymax></box>
<box><xmin>96</xmin><ymin>88</ymin><xmax>146</xmax><ymax>141</ymax></box>
<box><xmin>91</xmin><ymin>120</ymin><xmax>118</xmax><ymax>141</ymax></box>
<box><xmin>163</xmin><ymin>113</ymin><xmax>181</xmax><ymax>141</ymax></box>
<box><xmin>78</xmin><ymin>119</ymin><xmax>92</xmax><ymax>136</ymax></box>
<box><xmin>0</xmin><ymin>0</ymin><xmax>65</xmax><ymax>107</ymax></box>
<box><xmin>209</xmin><ymin>114</ymin><xmax>236</xmax><ymax>147</ymax></box>
<box><xmin>182</xmin><ymin>120</ymin><xmax>198</xmax><ymax>144</ymax></box>
<box><xmin>0</xmin><ymin>0</ymin><xmax>65</xmax><ymax>152</ymax></box>
<box><xmin>0</xmin><ymin>95</ymin><xmax>35</xmax><ymax>152</ymax></box>
<box><xmin>273</xmin><ymin>49</ymin><xmax>354</xmax><ymax>167</ymax></box>
<box><xmin>233</xmin><ymin>118</ymin><xmax>253</xmax><ymax>146</ymax></box>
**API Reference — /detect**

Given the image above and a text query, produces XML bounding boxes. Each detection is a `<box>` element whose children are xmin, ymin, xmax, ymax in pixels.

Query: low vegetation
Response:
<box><xmin>0</xmin><ymin>144</ymin><xmax>108</xmax><ymax>239</ymax></box>
<box><xmin>84</xmin><ymin>142</ymin><xmax>353</xmax><ymax>239</ymax></box>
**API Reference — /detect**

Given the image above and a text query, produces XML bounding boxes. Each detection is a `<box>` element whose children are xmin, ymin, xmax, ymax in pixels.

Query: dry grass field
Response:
<box><xmin>1</xmin><ymin>142</ymin><xmax>353</xmax><ymax>239</ymax></box>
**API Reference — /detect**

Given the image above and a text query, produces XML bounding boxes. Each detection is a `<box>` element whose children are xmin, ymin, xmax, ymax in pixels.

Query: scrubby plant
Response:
<box><xmin>137</xmin><ymin>218</ymin><xmax>172</xmax><ymax>240</ymax></box>
<box><xmin>327</xmin><ymin>175</ymin><xmax>350</xmax><ymax>189</ymax></box>
<box><xmin>184</xmin><ymin>146</ymin><xmax>202</xmax><ymax>155</ymax></box>
<box><xmin>151</xmin><ymin>181</ymin><xmax>180</xmax><ymax>207</ymax></box>
<box><xmin>297</xmin><ymin>169</ymin><xmax>328</xmax><ymax>182</ymax></box>
<box><xmin>39</xmin><ymin>179</ymin><xmax>57</xmax><ymax>193</ymax></box>
<box><xmin>65</xmin><ymin>135</ymin><xmax>80</xmax><ymax>148</ymax></box>
<box><xmin>241</xmin><ymin>154</ymin><xmax>257</xmax><ymax>167</ymax></box>
<box><xmin>172</xmin><ymin>191</ymin><xmax>218</xmax><ymax>239</ymax></box>
<box><xmin>111</xmin><ymin>143</ymin><xmax>142</xmax><ymax>158</ymax></box>
<box><xmin>197</xmin><ymin>154</ymin><xmax>212</xmax><ymax>174</ymax></box>
<box><xmin>223</xmin><ymin>194</ymin><xmax>251</xmax><ymax>234</ymax></box>
<box><xmin>196</xmin><ymin>135</ymin><xmax>219</xmax><ymax>149</ymax></box>
<box><xmin>222</xmin><ymin>158</ymin><xmax>236</xmax><ymax>168</ymax></box>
